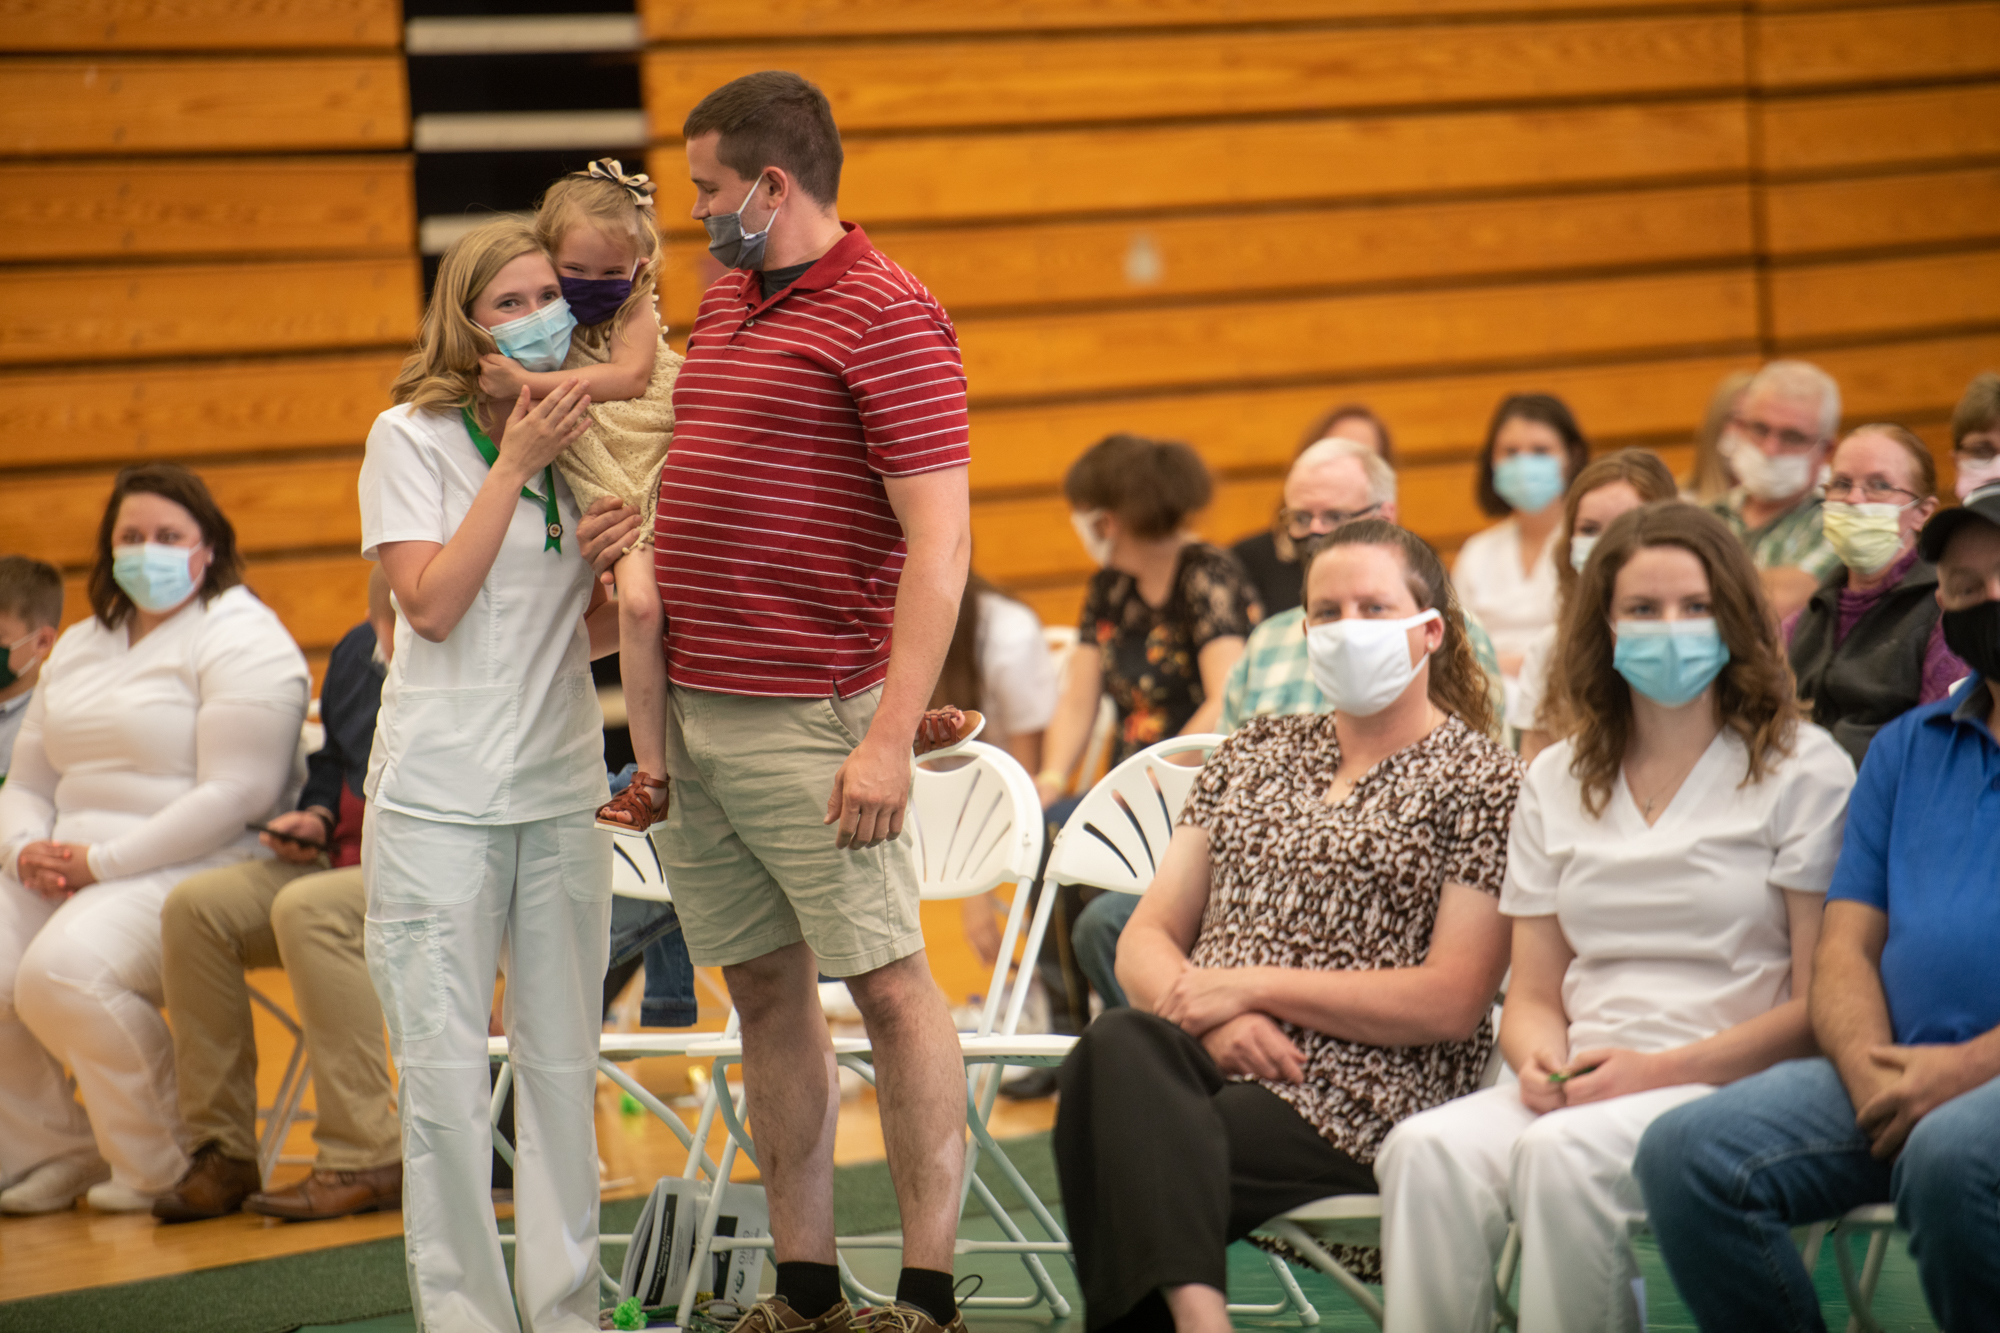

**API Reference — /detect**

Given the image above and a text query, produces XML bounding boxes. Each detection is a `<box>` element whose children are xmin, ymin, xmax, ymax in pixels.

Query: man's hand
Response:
<box><xmin>16</xmin><ymin>841</ymin><xmax>96</xmax><ymax>900</ymax></box>
<box><xmin>1201</xmin><ymin>1012</ymin><xmax>1305</xmax><ymax>1083</ymax></box>
<box><xmin>478</xmin><ymin>353</ymin><xmax>529</xmax><ymax>401</ymax></box>
<box><xmin>1554</xmin><ymin>1047</ymin><xmax>1672</xmax><ymax>1107</ymax></box>
<box><xmin>824</xmin><ymin>733</ymin><xmax>911</xmax><ymax>850</ymax></box>
<box><xmin>577</xmin><ymin>496</ymin><xmax>643</xmax><ymax>587</ymax></box>
<box><xmin>1855</xmin><ymin>1043</ymin><xmax>1997</xmax><ymax>1159</ymax></box>
<box><xmin>261</xmin><ymin>810</ymin><xmax>331</xmax><ymax>865</ymax></box>
<box><xmin>1155</xmin><ymin>965</ymin><xmax>1260</xmax><ymax>1038</ymax></box>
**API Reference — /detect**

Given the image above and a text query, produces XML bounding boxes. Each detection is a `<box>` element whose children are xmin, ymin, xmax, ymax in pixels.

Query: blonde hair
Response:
<box><xmin>390</xmin><ymin>216</ymin><xmax>549</xmax><ymax>417</ymax></box>
<box><xmin>534</xmin><ymin>160</ymin><xmax>661</xmax><ymax>335</ymax></box>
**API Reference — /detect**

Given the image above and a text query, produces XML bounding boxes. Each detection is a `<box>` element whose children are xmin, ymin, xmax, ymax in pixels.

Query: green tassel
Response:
<box><xmin>613</xmin><ymin>1296</ymin><xmax>646</xmax><ymax>1329</ymax></box>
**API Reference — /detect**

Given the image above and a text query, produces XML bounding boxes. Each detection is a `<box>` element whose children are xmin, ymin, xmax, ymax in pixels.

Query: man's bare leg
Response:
<box><xmin>724</xmin><ymin>942</ymin><xmax>839</xmax><ymax>1264</ymax></box>
<box><xmin>1166</xmin><ymin>1284</ymin><xmax>1231</xmax><ymax>1333</ymax></box>
<box><xmin>845</xmin><ymin>950</ymin><xmax>966</xmax><ymax>1272</ymax></box>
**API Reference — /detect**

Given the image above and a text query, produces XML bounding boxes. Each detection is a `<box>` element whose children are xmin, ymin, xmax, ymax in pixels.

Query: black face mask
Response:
<box><xmin>1941</xmin><ymin>599</ymin><xmax>2000</xmax><ymax>683</ymax></box>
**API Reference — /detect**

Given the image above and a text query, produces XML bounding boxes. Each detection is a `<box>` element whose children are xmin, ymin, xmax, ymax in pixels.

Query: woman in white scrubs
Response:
<box><xmin>1376</xmin><ymin>502</ymin><xmax>1857</xmax><ymax>1333</ymax></box>
<box><xmin>359</xmin><ymin>216</ymin><xmax>617</xmax><ymax>1333</ymax></box>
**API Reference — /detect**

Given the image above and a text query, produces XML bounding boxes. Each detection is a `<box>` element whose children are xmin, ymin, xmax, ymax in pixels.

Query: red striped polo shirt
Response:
<box><xmin>654</xmin><ymin>223</ymin><xmax>971</xmax><ymax>698</ymax></box>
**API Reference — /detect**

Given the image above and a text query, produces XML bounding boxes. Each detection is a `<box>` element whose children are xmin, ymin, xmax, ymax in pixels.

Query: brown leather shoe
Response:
<box><xmin>242</xmin><ymin>1161</ymin><xmax>402</xmax><ymax>1221</ymax></box>
<box><xmin>151</xmin><ymin>1145</ymin><xmax>262</xmax><ymax>1223</ymax></box>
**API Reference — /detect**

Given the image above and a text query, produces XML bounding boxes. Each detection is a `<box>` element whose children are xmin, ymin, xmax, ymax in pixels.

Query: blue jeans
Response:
<box><xmin>1633</xmin><ymin>1057</ymin><xmax>2000</xmax><ymax>1332</ymax></box>
<box><xmin>1073</xmin><ymin>891</ymin><xmax>1137</xmax><ymax>1012</ymax></box>
<box><xmin>607</xmin><ymin>896</ymin><xmax>696</xmax><ymax>1028</ymax></box>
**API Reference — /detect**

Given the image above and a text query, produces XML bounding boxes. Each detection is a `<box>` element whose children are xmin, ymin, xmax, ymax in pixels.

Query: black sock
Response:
<box><xmin>896</xmin><ymin>1267</ymin><xmax>956</xmax><ymax>1324</ymax></box>
<box><xmin>774</xmin><ymin>1261</ymin><xmax>842</xmax><ymax>1319</ymax></box>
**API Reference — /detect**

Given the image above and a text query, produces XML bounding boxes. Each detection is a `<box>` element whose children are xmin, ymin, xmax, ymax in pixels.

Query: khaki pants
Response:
<box><xmin>159</xmin><ymin>860</ymin><xmax>398</xmax><ymax>1171</ymax></box>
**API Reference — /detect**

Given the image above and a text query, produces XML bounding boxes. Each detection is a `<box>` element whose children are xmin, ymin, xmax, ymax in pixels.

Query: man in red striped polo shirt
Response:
<box><xmin>580</xmin><ymin>72</ymin><xmax>974</xmax><ymax>1333</ymax></box>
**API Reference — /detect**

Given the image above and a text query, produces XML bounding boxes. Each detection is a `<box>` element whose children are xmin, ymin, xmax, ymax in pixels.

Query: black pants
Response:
<box><xmin>1054</xmin><ymin>1009</ymin><xmax>1375</xmax><ymax>1333</ymax></box>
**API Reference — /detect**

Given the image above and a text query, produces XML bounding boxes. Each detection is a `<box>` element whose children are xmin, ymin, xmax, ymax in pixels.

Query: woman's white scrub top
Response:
<box><xmin>358</xmin><ymin>403</ymin><xmax>610</xmax><ymax>825</ymax></box>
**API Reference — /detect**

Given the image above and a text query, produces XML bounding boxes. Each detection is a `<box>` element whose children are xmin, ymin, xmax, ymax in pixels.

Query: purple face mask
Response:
<box><xmin>558</xmin><ymin>275</ymin><xmax>633</xmax><ymax>326</ymax></box>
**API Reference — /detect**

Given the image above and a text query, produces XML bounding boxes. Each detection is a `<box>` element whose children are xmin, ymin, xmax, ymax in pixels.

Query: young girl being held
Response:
<box><xmin>479</xmin><ymin>158</ymin><xmax>681</xmax><ymax>832</ymax></box>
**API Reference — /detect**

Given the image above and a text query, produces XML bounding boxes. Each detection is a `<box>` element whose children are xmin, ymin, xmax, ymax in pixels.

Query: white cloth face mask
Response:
<box><xmin>1071</xmin><ymin>510</ymin><xmax>1115</xmax><ymax>567</ymax></box>
<box><xmin>1306</xmin><ymin>608</ymin><xmax>1441</xmax><ymax>717</ymax></box>
<box><xmin>1725</xmin><ymin>432</ymin><xmax>1816</xmax><ymax>502</ymax></box>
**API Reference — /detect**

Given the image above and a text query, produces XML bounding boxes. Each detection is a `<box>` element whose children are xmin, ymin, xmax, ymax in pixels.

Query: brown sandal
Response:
<box><xmin>914</xmin><ymin>707</ymin><xmax>985</xmax><ymax>757</ymax></box>
<box><xmin>595</xmin><ymin>771</ymin><xmax>670</xmax><ymax>833</ymax></box>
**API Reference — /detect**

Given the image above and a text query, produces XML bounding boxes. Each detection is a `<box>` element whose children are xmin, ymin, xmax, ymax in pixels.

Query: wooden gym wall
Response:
<box><xmin>1</xmin><ymin>0</ymin><xmax>414</xmax><ymax>685</ymax></box>
<box><xmin>643</xmin><ymin>0</ymin><xmax>2000</xmax><ymax>629</ymax></box>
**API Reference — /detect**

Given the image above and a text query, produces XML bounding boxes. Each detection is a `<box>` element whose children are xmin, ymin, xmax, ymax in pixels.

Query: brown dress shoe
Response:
<box><xmin>243</xmin><ymin>1161</ymin><xmax>401</xmax><ymax>1221</ymax></box>
<box><xmin>151</xmin><ymin>1145</ymin><xmax>262</xmax><ymax>1223</ymax></box>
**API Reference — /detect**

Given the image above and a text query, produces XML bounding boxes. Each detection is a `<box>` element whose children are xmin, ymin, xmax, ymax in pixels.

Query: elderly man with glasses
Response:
<box><xmin>1707</xmin><ymin>359</ymin><xmax>1845</xmax><ymax>620</ymax></box>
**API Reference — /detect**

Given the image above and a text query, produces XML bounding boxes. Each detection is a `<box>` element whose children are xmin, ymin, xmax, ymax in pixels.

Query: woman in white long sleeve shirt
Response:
<box><xmin>0</xmin><ymin>466</ymin><xmax>308</xmax><ymax>1215</ymax></box>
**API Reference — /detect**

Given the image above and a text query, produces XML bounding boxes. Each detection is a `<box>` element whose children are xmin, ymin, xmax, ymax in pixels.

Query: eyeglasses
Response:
<box><xmin>1823</xmin><ymin>475</ymin><xmax>1921</xmax><ymax>505</ymax></box>
<box><xmin>1280</xmin><ymin>503</ymin><xmax>1382</xmax><ymax>539</ymax></box>
<box><xmin>1955</xmin><ymin>432</ymin><xmax>2000</xmax><ymax>462</ymax></box>
<box><xmin>1731</xmin><ymin>415</ymin><xmax>1826</xmax><ymax>454</ymax></box>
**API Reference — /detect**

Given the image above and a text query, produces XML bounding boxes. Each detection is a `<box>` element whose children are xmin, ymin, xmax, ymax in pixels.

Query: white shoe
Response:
<box><xmin>85</xmin><ymin>1179</ymin><xmax>160</xmax><ymax>1213</ymax></box>
<box><xmin>0</xmin><ymin>1155</ymin><xmax>110</xmax><ymax>1215</ymax></box>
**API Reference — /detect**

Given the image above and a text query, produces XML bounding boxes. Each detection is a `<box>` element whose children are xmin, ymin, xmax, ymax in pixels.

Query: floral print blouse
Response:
<box><xmin>1079</xmin><ymin>542</ymin><xmax>1260</xmax><ymax>759</ymax></box>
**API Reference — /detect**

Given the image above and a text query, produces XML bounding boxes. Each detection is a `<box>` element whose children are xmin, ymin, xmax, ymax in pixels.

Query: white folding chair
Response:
<box><xmin>680</xmin><ymin>742</ymin><xmax>1077</xmax><ymax>1316</ymax></box>
<box><xmin>249</xmin><ymin>981</ymin><xmax>315</xmax><ymax>1185</ymax></box>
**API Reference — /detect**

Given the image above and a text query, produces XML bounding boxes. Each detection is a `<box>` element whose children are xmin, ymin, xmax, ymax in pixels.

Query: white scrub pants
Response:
<box><xmin>1376</xmin><ymin>1081</ymin><xmax>1714</xmax><ymax>1333</ymax></box>
<box><xmin>0</xmin><ymin>860</ymin><xmax>236</xmax><ymax>1192</ymax></box>
<box><xmin>364</xmin><ymin>806</ymin><xmax>612</xmax><ymax>1333</ymax></box>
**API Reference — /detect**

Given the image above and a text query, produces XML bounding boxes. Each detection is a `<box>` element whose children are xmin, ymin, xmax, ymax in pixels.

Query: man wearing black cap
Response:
<box><xmin>1631</xmin><ymin>482</ymin><xmax>2000</xmax><ymax>1332</ymax></box>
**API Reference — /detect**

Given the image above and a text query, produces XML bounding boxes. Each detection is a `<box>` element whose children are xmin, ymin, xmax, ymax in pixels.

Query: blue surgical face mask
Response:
<box><xmin>112</xmin><ymin>542</ymin><xmax>204</xmax><ymax>614</ymax></box>
<box><xmin>1493</xmin><ymin>453</ymin><xmax>1566</xmax><ymax>514</ymax></box>
<box><xmin>488</xmin><ymin>297</ymin><xmax>576</xmax><ymax>372</ymax></box>
<box><xmin>1612</xmin><ymin>619</ymin><xmax>1729</xmax><ymax>708</ymax></box>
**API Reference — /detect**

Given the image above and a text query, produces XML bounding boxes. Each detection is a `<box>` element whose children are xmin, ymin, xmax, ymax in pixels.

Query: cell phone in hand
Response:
<box><xmin>247</xmin><ymin>821</ymin><xmax>326</xmax><ymax>850</ymax></box>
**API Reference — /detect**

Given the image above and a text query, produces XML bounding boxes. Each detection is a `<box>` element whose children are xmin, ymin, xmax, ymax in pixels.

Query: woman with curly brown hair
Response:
<box><xmin>1376</xmin><ymin>502</ymin><xmax>1856</xmax><ymax>1333</ymax></box>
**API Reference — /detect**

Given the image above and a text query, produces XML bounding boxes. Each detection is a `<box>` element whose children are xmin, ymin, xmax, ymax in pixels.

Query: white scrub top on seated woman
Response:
<box><xmin>1452</xmin><ymin>519</ymin><xmax>1558</xmax><ymax>666</ymax></box>
<box><xmin>358</xmin><ymin>402</ymin><xmax>610</xmax><ymax>825</ymax></box>
<box><xmin>1503</xmin><ymin>723</ymin><xmax>1855</xmax><ymax>1057</ymax></box>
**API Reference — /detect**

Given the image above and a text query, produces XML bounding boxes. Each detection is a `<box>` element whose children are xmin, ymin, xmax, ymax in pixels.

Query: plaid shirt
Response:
<box><xmin>1219</xmin><ymin>607</ymin><xmax>1507</xmax><ymax>735</ymax></box>
<box><xmin>1709</xmin><ymin>488</ymin><xmax>1842</xmax><ymax>581</ymax></box>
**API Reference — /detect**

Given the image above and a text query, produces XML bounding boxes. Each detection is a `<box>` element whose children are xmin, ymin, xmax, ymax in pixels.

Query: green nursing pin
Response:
<box><xmin>461</xmin><ymin>407</ymin><xmax>563</xmax><ymax>552</ymax></box>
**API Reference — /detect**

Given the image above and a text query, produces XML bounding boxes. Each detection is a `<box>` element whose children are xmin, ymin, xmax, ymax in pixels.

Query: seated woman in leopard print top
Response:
<box><xmin>1052</xmin><ymin>520</ymin><xmax>1523</xmax><ymax>1333</ymax></box>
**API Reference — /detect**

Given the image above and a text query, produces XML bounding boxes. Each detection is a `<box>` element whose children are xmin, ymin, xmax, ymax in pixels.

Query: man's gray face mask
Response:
<box><xmin>703</xmin><ymin>173</ymin><xmax>777</xmax><ymax>271</ymax></box>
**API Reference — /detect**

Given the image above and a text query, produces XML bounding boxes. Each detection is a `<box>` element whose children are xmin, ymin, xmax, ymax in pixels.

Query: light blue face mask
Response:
<box><xmin>1493</xmin><ymin>453</ymin><xmax>1566</xmax><ymax>514</ymax></box>
<box><xmin>1612</xmin><ymin>619</ymin><xmax>1730</xmax><ymax>708</ymax></box>
<box><xmin>488</xmin><ymin>297</ymin><xmax>575</xmax><ymax>372</ymax></box>
<box><xmin>112</xmin><ymin>542</ymin><xmax>203</xmax><ymax>614</ymax></box>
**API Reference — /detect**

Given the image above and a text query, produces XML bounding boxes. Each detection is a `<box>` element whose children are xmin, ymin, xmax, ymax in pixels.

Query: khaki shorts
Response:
<box><xmin>653</xmin><ymin>685</ymin><xmax>922</xmax><ymax>977</ymax></box>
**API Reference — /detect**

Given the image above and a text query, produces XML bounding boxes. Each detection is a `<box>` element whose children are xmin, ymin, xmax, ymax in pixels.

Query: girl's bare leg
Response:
<box><xmin>614</xmin><ymin>545</ymin><xmax>669</xmax><ymax>805</ymax></box>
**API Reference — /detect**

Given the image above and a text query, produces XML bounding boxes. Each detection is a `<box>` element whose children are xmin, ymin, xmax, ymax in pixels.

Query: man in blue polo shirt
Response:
<box><xmin>1633</xmin><ymin>482</ymin><xmax>2000</xmax><ymax>1332</ymax></box>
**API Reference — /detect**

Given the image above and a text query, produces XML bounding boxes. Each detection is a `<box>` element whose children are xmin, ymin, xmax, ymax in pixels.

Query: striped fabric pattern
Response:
<box><xmin>654</xmin><ymin>224</ymin><xmax>970</xmax><ymax>698</ymax></box>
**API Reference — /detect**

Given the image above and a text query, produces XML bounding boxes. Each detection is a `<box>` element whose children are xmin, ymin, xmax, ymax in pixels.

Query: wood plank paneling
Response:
<box><xmin>1764</xmin><ymin>165</ymin><xmax>2000</xmax><ymax>256</ymax></box>
<box><xmin>645</xmin><ymin>16</ymin><xmax>1743</xmax><ymax>134</ymax></box>
<box><xmin>0</xmin><ymin>258</ymin><xmax>420</xmax><ymax>366</ymax></box>
<box><xmin>650</xmin><ymin>100</ymin><xmax>1751</xmax><ymax>228</ymax></box>
<box><xmin>0</xmin><ymin>353</ymin><xmax>401</xmax><ymax>469</ymax></box>
<box><xmin>663</xmin><ymin>184</ymin><xmax>1754</xmax><ymax>326</ymax></box>
<box><xmin>1769</xmin><ymin>250</ymin><xmax>2000</xmax><ymax>344</ymax></box>
<box><xmin>1807</xmin><ymin>331</ymin><xmax>2000</xmax><ymax>421</ymax></box>
<box><xmin>0</xmin><ymin>157</ymin><xmax>415</xmax><ymax>262</ymax></box>
<box><xmin>965</xmin><ymin>353</ymin><xmax>1757</xmax><ymax>492</ymax></box>
<box><xmin>1755</xmin><ymin>3</ymin><xmax>2000</xmax><ymax>89</ymax></box>
<box><xmin>0</xmin><ymin>58</ymin><xmax>407</xmax><ymax>156</ymax></box>
<box><xmin>641</xmin><ymin>0</ymin><xmax>1721</xmax><ymax>41</ymax></box>
<box><xmin>4</xmin><ymin>457</ymin><xmax>363</xmax><ymax>572</ymax></box>
<box><xmin>957</xmin><ymin>268</ymin><xmax>1756</xmax><ymax>402</ymax></box>
<box><xmin>2</xmin><ymin>0</ymin><xmax>402</xmax><ymax>51</ymax></box>
<box><xmin>1759</xmin><ymin>81</ymin><xmax>2000</xmax><ymax>173</ymax></box>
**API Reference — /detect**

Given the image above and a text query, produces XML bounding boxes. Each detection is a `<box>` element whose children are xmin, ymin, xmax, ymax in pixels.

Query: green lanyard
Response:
<box><xmin>461</xmin><ymin>407</ymin><xmax>562</xmax><ymax>553</ymax></box>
